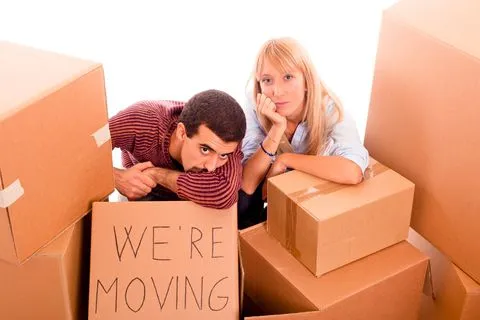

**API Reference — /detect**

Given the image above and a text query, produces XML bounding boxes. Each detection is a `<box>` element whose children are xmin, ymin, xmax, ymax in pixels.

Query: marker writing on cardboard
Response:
<box><xmin>95</xmin><ymin>276</ymin><xmax>230</xmax><ymax>313</ymax></box>
<box><xmin>94</xmin><ymin>224</ymin><xmax>230</xmax><ymax>314</ymax></box>
<box><xmin>113</xmin><ymin>225</ymin><xmax>224</xmax><ymax>261</ymax></box>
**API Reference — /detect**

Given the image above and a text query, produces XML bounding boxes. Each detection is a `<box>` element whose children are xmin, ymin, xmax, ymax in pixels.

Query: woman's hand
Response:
<box><xmin>256</xmin><ymin>93</ymin><xmax>287</xmax><ymax>130</ymax></box>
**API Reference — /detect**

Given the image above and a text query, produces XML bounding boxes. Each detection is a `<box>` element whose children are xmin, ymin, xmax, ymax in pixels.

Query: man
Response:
<box><xmin>109</xmin><ymin>89</ymin><xmax>246</xmax><ymax>209</ymax></box>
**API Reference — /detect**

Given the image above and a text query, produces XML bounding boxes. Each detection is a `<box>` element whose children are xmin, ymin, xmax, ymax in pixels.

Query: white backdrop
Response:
<box><xmin>1</xmin><ymin>0</ymin><xmax>397</xmax><ymax>167</ymax></box>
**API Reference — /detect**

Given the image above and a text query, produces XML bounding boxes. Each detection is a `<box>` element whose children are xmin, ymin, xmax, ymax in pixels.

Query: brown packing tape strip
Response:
<box><xmin>285</xmin><ymin>197</ymin><xmax>301</xmax><ymax>259</ymax></box>
<box><xmin>283</xmin><ymin>161</ymin><xmax>389</xmax><ymax>258</ymax></box>
<box><xmin>364</xmin><ymin>161</ymin><xmax>389</xmax><ymax>180</ymax></box>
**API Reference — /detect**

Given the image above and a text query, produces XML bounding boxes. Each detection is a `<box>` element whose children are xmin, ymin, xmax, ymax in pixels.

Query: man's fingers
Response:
<box><xmin>139</xmin><ymin>173</ymin><xmax>156</xmax><ymax>188</ymax></box>
<box><xmin>127</xmin><ymin>187</ymin><xmax>149</xmax><ymax>200</ymax></box>
<box><xmin>135</xmin><ymin>161</ymin><xmax>154</xmax><ymax>171</ymax></box>
<box><xmin>133</xmin><ymin>182</ymin><xmax>152</xmax><ymax>195</ymax></box>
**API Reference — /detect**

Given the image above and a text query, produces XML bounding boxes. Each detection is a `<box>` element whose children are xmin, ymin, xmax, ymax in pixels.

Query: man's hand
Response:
<box><xmin>256</xmin><ymin>93</ymin><xmax>287</xmax><ymax>130</ymax></box>
<box><xmin>262</xmin><ymin>158</ymin><xmax>287</xmax><ymax>200</ymax></box>
<box><xmin>114</xmin><ymin>162</ymin><xmax>157</xmax><ymax>200</ymax></box>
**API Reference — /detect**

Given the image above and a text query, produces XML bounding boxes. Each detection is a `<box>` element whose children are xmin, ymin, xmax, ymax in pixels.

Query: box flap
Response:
<box><xmin>386</xmin><ymin>0</ymin><xmax>480</xmax><ymax>61</ymax></box>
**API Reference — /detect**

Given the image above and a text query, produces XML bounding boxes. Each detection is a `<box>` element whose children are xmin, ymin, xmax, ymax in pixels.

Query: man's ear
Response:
<box><xmin>176</xmin><ymin>122</ymin><xmax>187</xmax><ymax>141</ymax></box>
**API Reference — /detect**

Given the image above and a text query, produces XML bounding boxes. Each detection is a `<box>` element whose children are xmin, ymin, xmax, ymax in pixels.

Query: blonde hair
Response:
<box><xmin>251</xmin><ymin>37</ymin><xmax>344</xmax><ymax>155</ymax></box>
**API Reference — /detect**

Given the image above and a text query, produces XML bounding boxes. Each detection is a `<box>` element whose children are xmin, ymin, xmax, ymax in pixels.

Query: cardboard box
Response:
<box><xmin>0</xmin><ymin>217</ymin><xmax>88</xmax><ymax>319</ymax></box>
<box><xmin>240</xmin><ymin>223</ymin><xmax>428</xmax><ymax>320</ymax></box>
<box><xmin>408</xmin><ymin>229</ymin><xmax>480</xmax><ymax>320</ymax></box>
<box><xmin>89</xmin><ymin>201</ymin><xmax>240</xmax><ymax>319</ymax></box>
<box><xmin>266</xmin><ymin>158</ymin><xmax>414</xmax><ymax>276</ymax></box>
<box><xmin>364</xmin><ymin>0</ymin><xmax>480</xmax><ymax>282</ymax></box>
<box><xmin>0</xmin><ymin>41</ymin><xmax>114</xmax><ymax>264</ymax></box>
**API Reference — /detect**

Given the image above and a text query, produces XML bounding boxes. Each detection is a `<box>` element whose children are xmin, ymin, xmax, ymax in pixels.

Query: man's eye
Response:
<box><xmin>219</xmin><ymin>154</ymin><xmax>228</xmax><ymax>160</ymax></box>
<box><xmin>201</xmin><ymin>147</ymin><xmax>209</xmax><ymax>154</ymax></box>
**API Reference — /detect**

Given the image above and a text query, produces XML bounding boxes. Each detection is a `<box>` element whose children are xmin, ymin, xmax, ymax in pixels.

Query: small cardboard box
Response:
<box><xmin>0</xmin><ymin>41</ymin><xmax>114</xmax><ymax>264</ymax></box>
<box><xmin>409</xmin><ymin>229</ymin><xmax>480</xmax><ymax>320</ymax></box>
<box><xmin>267</xmin><ymin>158</ymin><xmax>414</xmax><ymax>276</ymax></box>
<box><xmin>364</xmin><ymin>0</ymin><xmax>480</xmax><ymax>282</ymax></box>
<box><xmin>0</xmin><ymin>217</ymin><xmax>88</xmax><ymax>319</ymax></box>
<box><xmin>240</xmin><ymin>223</ymin><xmax>428</xmax><ymax>320</ymax></box>
<box><xmin>89</xmin><ymin>201</ymin><xmax>240</xmax><ymax>319</ymax></box>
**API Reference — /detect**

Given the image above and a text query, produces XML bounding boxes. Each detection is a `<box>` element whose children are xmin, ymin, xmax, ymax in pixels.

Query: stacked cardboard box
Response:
<box><xmin>364</xmin><ymin>0</ymin><xmax>480</xmax><ymax>319</ymax></box>
<box><xmin>240</xmin><ymin>155</ymin><xmax>429</xmax><ymax>319</ymax></box>
<box><xmin>267</xmin><ymin>158</ymin><xmax>414</xmax><ymax>276</ymax></box>
<box><xmin>0</xmin><ymin>41</ymin><xmax>114</xmax><ymax>318</ymax></box>
<box><xmin>241</xmin><ymin>223</ymin><xmax>428</xmax><ymax>320</ymax></box>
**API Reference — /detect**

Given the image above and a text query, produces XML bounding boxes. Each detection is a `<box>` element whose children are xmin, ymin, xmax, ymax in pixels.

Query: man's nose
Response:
<box><xmin>204</xmin><ymin>156</ymin><xmax>218</xmax><ymax>172</ymax></box>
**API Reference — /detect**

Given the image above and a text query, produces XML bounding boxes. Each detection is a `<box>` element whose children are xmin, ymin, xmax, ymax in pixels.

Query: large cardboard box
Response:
<box><xmin>0</xmin><ymin>217</ymin><xmax>88</xmax><ymax>319</ymax></box>
<box><xmin>364</xmin><ymin>0</ymin><xmax>480</xmax><ymax>282</ymax></box>
<box><xmin>240</xmin><ymin>223</ymin><xmax>428</xmax><ymax>320</ymax></box>
<box><xmin>267</xmin><ymin>158</ymin><xmax>414</xmax><ymax>276</ymax></box>
<box><xmin>0</xmin><ymin>41</ymin><xmax>114</xmax><ymax>264</ymax></box>
<box><xmin>89</xmin><ymin>201</ymin><xmax>240</xmax><ymax>319</ymax></box>
<box><xmin>409</xmin><ymin>229</ymin><xmax>480</xmax><ymax>320</ymax></box>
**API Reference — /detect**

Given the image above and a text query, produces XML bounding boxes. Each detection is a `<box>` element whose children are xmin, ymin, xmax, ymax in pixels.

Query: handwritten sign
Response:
<box><xmin>88</xmin><ymin>201</ymin><xmax>239</xmax><ymax>319</ymax></box>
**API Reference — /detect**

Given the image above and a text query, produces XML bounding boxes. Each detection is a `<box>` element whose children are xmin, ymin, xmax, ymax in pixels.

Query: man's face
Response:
<box><xmin>177</xmin><ymin>123</ymin><xmax>238</xmax><ymax>172</ymax></box>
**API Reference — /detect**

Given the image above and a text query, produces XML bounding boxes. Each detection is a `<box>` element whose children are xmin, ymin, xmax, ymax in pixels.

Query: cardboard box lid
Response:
<box><xmin>386</xmin><ymin>0</ymin><xmax>480</xmax><ymax>60</ymax></box>
<box><xmin>89</xmin><ymin>201</ymin><xmax>239</xmax><ymax>319</ymax></box>
<box><xmin>268</xmin><ymin>160</ymin><xmax>413</xmax><ymax>221</ymax></box>
<box><xmin>0</xmin><ymin>41</ymin><xmax>100</xmax><ymax>121</ymax></box>
<box><xmin>241</xmin><ymin>224</ymin><xmax>428</xmax><ymax>309</ymax></box>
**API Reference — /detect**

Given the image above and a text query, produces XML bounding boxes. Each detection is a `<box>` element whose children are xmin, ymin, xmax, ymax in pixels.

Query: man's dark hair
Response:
<box><xmin>179</xmin><ymin>89</ymin><xmax>246</xmax><ymax>142</ymax></box>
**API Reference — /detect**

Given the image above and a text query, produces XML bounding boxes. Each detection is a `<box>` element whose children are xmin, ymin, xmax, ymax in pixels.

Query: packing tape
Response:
<box><xmin>91</xmin><ymin>123</ymin><xmax>111</xmax><ymax>147</ymax></box>
<box><xmin>283</xmin><ymin>161</ymin><xmax>389</xmax><ymax>256</ymax></box>
<box><xmin>0</xmin><ymin>179</ymin><xmax>24</xmax><ymax>208</ymax></box>
<box><xmin>285</xmin><ymin>197</ymin><xmax>301</xmax><ymax>258</ymax></box>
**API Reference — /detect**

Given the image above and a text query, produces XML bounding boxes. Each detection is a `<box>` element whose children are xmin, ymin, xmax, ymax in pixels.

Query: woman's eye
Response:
<box><xmin>261</xmin><ymin>78</ymin><xmax>271</xmax><ymax>84</ymax></box>
<box><xmin>285</xmin><ymin>74</ymin><xmax>293</xmax><ymax>80</ymax></box>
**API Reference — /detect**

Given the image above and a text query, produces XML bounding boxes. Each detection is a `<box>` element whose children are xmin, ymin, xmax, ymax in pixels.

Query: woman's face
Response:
<box><xmin>258</xmin><ymin>59</ymin><xmax>306</xmax><ymax>121</ymax></box>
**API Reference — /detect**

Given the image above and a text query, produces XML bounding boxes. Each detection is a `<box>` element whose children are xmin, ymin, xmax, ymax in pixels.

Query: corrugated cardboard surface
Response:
<box><xmin>89</xmin><ymin>201</ymin><xmax>240</xmax><ymax>319</ymax></box>
<box><xmin>240</xmin><ymin>223</ymin><xmax>428</xmax><ymax>320</ymax></box>
<box><xmin>267</xmin><ymin>159</ymin><xmax>413</xmax><ymax>276</ymax></box>
<box><xmin>0</xmin><ymin>217</ymin><xmax>86</xmax><ymax>319</ymax></box>
<box><xmin>409</xmin><ymin>229</ymin><xmax>480</xmax><ymax>320</ymax></box>
<box><xmin>0</xmin><ymin>41</ymin><xmax>114</xmax><ymax>264</ymax></box>
<box><xmin>364</xmin><ymin>0</ymin><xmax>480</xmax><ymax>283</ymax></box>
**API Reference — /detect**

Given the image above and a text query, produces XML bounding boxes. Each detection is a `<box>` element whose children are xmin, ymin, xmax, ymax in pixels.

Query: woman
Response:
<box><xmin>238</xmin><ymin>37</ymin><xmax>369</xmax><ymax>229</ymax></box>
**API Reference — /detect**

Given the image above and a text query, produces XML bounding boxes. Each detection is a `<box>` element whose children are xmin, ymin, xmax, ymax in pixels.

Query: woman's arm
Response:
<box><xmin>241</xmin><ymin>94</ymin><xmax>287</xmax><ymax>194</ymax></box>
<box><xmin>278</xmin><ymin>153</ymin><xmax>363</xmax><ymax>184</ymax></box>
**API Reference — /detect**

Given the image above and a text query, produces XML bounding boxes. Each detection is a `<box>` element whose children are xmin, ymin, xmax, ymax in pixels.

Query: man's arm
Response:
<box><xmin>144</xmin><ymin>167</ymin><xmax>181</xmax><ymax>194</ymax></box>
<box><xmin>109</xmin><ymin>102</ymin><xmax>162</xmax><ymax>198</ymax></box>
<box><xmin>146</xmin><ymin>148</ymin><xmax>243</xmax><ymax>209</ymax></box>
